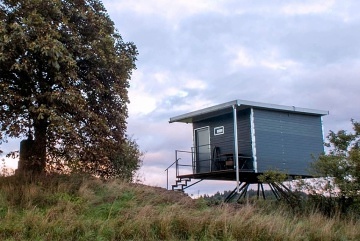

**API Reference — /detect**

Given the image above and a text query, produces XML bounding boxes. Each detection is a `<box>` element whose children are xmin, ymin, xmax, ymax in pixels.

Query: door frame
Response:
<box><xmin>193</xmin><ymin>126</ymin><xmax>211</xmax><ymax>173</ymax></box>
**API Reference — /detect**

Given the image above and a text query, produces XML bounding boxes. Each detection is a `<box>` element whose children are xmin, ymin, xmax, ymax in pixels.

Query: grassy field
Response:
<box><xmin>0</xmin><ymin>174</ymin><xmax>359</xmax><ymax>240</ymax></box>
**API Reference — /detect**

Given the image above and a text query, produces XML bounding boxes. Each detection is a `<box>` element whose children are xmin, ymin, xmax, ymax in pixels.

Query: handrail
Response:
<box><xmin>165</xmin><ymin>159</ymin><xmax>177</xmax><ymax>172</ymax></box>
<box><xmin>165</xmin><ymin>149</ymin><xmax>195</xmax><ymax>190</ymax></box>
<box><xmin>165</xmin><ymin>155</ymin><xmax>181</xmax><ymax>190</ymax></box>
<box><xmin>166</xmin><ymin>140</ymin><xmax>256</xmax><ymax>190</ymax></box>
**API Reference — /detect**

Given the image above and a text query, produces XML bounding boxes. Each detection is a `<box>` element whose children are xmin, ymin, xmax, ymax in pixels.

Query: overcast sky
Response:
<box><xmin>2</xmin><ymin>0</ymin><xmax>360</xmax><ymax>196</ymax></box>
<box><xmin>101</xmin><ymin>0</ymin><xmax>360</xmax><ymax>195</ymax></box>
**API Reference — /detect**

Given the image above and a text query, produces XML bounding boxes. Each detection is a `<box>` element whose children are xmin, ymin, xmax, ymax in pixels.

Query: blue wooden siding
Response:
<box><xmin>254</xmin><ymin>109</ymin><xmax>324</xmax><ymax>175</ymax></box>
<box><xmin>237</xmin><ymin>109</ymin><xmax>252</xmax><ymax>157</ymax></box>
<box><xmin>193</xmin><ymin>110</ymin><xmax>253</xmax><ymax>157</ymax></box>
<box><xmin>193</xmin><ymin>113</ymin><xmax>234</xmax><ymax>156</ymax></box>
<box><xmin>192</xmin><ymin>110</ymin><xmax>254</xmax><ymax>173</ymax></box>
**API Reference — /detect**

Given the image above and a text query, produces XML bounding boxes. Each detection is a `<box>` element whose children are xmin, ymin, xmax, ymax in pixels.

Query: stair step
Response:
<box><xmin>172</xmin><ymin>177</ymin><xmax>192</xmax><ymax>191</ymax></box>
<box><xmin>179</xmin><ymin>178</ymin><xmax>191</xmax><ymax>181</ymax></box>
<box><xmin>175</xmin><ymin>178</ymin><xmax>191</xmax><ymax>184</ymax></box>
<box><xmin>173</xmin><ymin>189</ymin><xmax>184</xmax><ymax>192</ymax></box>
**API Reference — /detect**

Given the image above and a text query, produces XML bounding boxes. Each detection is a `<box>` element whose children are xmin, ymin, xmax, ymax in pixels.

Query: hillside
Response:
<box><xmin>0</xmin><ymin>174</ymin><xmax>359</xmax><ymax>240</ymax></box>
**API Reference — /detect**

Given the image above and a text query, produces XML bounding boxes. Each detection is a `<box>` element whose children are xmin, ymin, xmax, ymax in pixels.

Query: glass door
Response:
<box><xmin>194</xmin><ymin>127</ymin><xmax>211</xmax><ymax>173</ymax></box>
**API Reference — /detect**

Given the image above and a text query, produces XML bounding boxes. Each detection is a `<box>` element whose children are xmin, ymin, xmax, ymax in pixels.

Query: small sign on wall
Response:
<box><xmin>214</xmin><ymin>126</ymin><xmax>224</xmax><ymax>135</ymax></box>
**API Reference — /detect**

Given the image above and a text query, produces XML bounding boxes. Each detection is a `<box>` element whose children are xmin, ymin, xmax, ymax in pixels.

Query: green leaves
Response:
<box><xmin>258</xmin><ymin>170</ymin><xmax>288</xmax><ymax>183</ymax></box>
<box><xmin>0</xmin><ymin>0</ymin><xmax>139</xmax><ymax>177</ymax></box>
<box><xmin>311</xmin><ymin>120</ymin><xmax>360</xmax><ymax>204</ymax></box>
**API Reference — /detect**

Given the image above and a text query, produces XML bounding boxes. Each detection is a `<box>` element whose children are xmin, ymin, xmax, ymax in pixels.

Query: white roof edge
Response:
<box><xmin>169</xmin><ymin>100</ymin><xmax>237</xmax><ymax>123</ymax></box>
<box><xmin>236</xmin><ymin>99</ymin><xmax>329</xmax><ymax>115</ymax></box>
<box><xmin>169</xmin><ymin>99</ymin><xmax>329</xmax><ymax>123</ymax></box>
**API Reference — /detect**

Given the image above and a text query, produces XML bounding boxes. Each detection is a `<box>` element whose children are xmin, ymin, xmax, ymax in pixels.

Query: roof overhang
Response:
<box><xmin>169</xmin><ymin>99</ymin><xmax>329</xmax><ymax>124</ymax></box>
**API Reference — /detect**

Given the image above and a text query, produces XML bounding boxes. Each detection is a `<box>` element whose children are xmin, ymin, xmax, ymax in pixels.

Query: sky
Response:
<box><xmin>2</xmin><ymin>0</ymin><xmax>360</xmax><ymax>196</ymax></box>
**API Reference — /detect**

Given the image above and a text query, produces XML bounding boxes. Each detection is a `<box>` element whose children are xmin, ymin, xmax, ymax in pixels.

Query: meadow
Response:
<box><xmin>0</xmin><ymin>174</ymin><xmax>359</xmax><ymax>240</ymax></box>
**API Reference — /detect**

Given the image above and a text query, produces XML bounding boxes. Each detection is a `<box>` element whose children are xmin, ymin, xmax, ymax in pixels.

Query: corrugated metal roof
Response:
<box><xmin>169</xmin><ymin>99</ymin><xmax>329</xmax><ymax>123</ymax></box>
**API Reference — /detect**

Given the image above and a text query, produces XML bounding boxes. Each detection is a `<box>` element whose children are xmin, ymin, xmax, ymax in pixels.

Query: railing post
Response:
<box><xmin>191</xmin><ymin>146</ymin><xmax>195</xmax><ymax>174</ymax></box>
<box><xmin>166</xmin><ymin>169</ymin><xmax>169</xmax><ymax>190</ymax></box>
<box><xmin>176</xmin><ymin>150</ymin><xmax>179</xmax><ymax>177</ymax></box>
<box><xmin>165</xmin><ymin>150</ymin><xmax>193</xmax><ymax>190</ymax></box>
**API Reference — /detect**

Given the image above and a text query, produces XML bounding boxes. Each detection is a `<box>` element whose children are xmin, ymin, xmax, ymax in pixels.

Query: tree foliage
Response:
<box><xmin>0</xmin><ymin>0</ymin><xmax>139</xmax><ymax>176</ymax></box>
<box><xmin>312</xmin><ymin>120</ymin><xmax>360</xmax><ymax>197</ymax></box>
<box><xmin>258</xmin><ymin>170</ymin><xmax>288</xmax><ymax>183</ymax></box>
<box><xmin>300</xmin><ymin>120</ymin><xmax>360</xmax><ymax>214</ymax></box>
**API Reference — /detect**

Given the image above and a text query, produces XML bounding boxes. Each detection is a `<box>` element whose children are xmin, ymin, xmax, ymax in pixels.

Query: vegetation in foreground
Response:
<box><xmin>1</xmin><ymin>174</ymin><xmax>360</xmax><ymax>241</ymax></box>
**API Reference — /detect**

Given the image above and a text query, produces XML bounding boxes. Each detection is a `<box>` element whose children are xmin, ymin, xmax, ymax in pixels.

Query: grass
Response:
<box><xmin>0</xmin><ymin>174</ymin><xmax>359</xmax><ymax>240</ymax></box>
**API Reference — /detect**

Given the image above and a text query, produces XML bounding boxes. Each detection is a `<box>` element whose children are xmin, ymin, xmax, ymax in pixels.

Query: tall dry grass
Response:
<box><xmin>0</xmin><ymin>174</ymin><xmax>359</xmax><ymax>240</ymax></box>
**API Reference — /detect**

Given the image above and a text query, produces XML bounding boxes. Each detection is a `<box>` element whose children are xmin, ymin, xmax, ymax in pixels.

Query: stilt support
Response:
<box><xmin>224</xmin><ymin>181</ymin><xmax>299</xmax><ymax>205</ymax></box>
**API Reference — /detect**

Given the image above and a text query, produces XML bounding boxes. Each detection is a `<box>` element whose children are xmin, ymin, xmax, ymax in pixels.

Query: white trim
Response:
<box><xmin>321</xmin><ymin>116</ymin><xmax>325</xmax><ymax>151</ymax></box>
<box><xmin>233</xmin><ymin>105</ymin><xmax>240</xmax><ymax>193</ymax></box>
<box><xmin>214</xmin><ymin>126</ymin><xmax>224</xmax><ymax>136</ymax></box>
<box><xmin>170</xmin><ymin>99</ymin><xmax>328</xmax><ymax>123</ymax></box>
<box><xmin>193</xmin><ymin>126</ymin><xmax>211</xmax><ymax>172</ymax></box>
<box><xmin>250</xmin><ymin>108</ymin><xmax>258</xmax><ymax>173</ymax></box>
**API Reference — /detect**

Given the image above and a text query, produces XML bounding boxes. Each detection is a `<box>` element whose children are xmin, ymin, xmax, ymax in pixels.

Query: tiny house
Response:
<box><xmin>169</xmin><ymin>99</ymin><xmax>328</xmax><ymax>183</ymax></box>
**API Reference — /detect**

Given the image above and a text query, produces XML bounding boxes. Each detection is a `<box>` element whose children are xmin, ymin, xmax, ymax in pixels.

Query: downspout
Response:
<box><xmin>233</xmin><ymin>104</ymin><xmax>240</xmax><ymax>193</ymax></box>
<box><xmin>250</xmin><ymin>108</ymin><xmax>258</xmax><ymax>172</ymax></box>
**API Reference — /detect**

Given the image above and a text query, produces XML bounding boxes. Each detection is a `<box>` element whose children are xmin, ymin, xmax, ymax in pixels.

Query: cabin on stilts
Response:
<box><xmin>166</xmin><ymin>99</ymin><xmax>328</xmax><ymax>202</ymax></box>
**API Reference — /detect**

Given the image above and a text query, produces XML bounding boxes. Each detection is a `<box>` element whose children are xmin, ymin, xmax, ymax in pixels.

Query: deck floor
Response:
<box><xmin>178</xmin><ymin>170</ymin><xmax>312</xmax><ymax>182</ymax></box>
<box><xmin>178</xmin><ymin>169</ymin><xmax>259</xmax><ymax>182</ymax></box>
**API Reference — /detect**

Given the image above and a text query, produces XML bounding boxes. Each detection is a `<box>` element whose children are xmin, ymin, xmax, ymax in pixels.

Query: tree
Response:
<box><xmin>0</xmin><ymin>0</ymin><xmax>139</xmax><ymax>176</ymax></box>
<box><xmin>76</xmin><ymin>136</ymin><xmax>143</xmax><ymax>181</ymax></box>
<box><xmin>304</xmin><ymin>120</ymin><xmax>360</xmax><ymax>213</ymax></box>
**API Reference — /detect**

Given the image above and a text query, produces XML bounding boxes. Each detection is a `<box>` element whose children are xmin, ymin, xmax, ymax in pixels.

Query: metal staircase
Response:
<box><xmin>165</xmin><ymin>154</ymin><xmax>204</xmax><ymax>192</ymax></box>
<box><xmin>171</xmin><ymin>177</ymin><xmax>204</xmax><ymax>192</ymax></box>
<box><xmin>172</xmin><ymin>177</ymin><xmax>191</xmax><ymax>192</ymax></box>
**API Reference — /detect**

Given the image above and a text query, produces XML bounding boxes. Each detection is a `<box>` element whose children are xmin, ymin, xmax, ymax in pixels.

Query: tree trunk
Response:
<box><xmin>17</xmin><ymin>119</ymin><xmax>48</xmax><ymax>175</ymax></box>
<box><xmin>18</xmin><ymin>138</ymin><xmax>35</xmax><ymax>174</ymax></box>
<box><xmin>31</xmin><ymin>119</ymin><xmax>48</xmax><ymax>173</ymax></box>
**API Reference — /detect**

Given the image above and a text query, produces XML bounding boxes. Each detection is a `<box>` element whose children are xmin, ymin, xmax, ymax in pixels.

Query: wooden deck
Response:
<box><xmin>178</xmin><ymin>169</ymin><xmax>258</xmax><ymax>182</ymax></box>
<box><xmin>177</xmin><ymin>169</ymin><xmax>312</xmax><ymax>182</ymax></box>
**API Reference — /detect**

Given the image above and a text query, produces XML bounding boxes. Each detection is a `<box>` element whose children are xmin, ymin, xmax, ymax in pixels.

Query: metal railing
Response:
<box><xmin>166</xmin><ymin>140</ymin><xmax>254</xmax><ymax>189</ymax></box>
<box><xmin>175</xmin><ymin>150</ymin><xmax>194</xmax><ymax>176</ymax></box>
<box><xmin>165</xmin><ymin>158</ymin><xmax>178</xmax><ymax>190</ymax></box>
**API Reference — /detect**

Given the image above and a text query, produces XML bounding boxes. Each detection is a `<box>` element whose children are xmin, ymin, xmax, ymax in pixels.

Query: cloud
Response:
<box><xmin>282</xmin><ymin>0</ymin><xmax>335</xmax><ymax>15</ymax></box>
<box><xmin>229</xmin><ymin>47</ymin><xmax>255</xmax><ymax>68</ymax></box>
<box><xmin>3</xmin><ymin>0</ymin><xmax>360</xmax><ymax>196</ymax></box>
<box><xmin>104</xmin><ymin>0</ymin><xmax>225</xmax><ymax>23</ymax></box>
